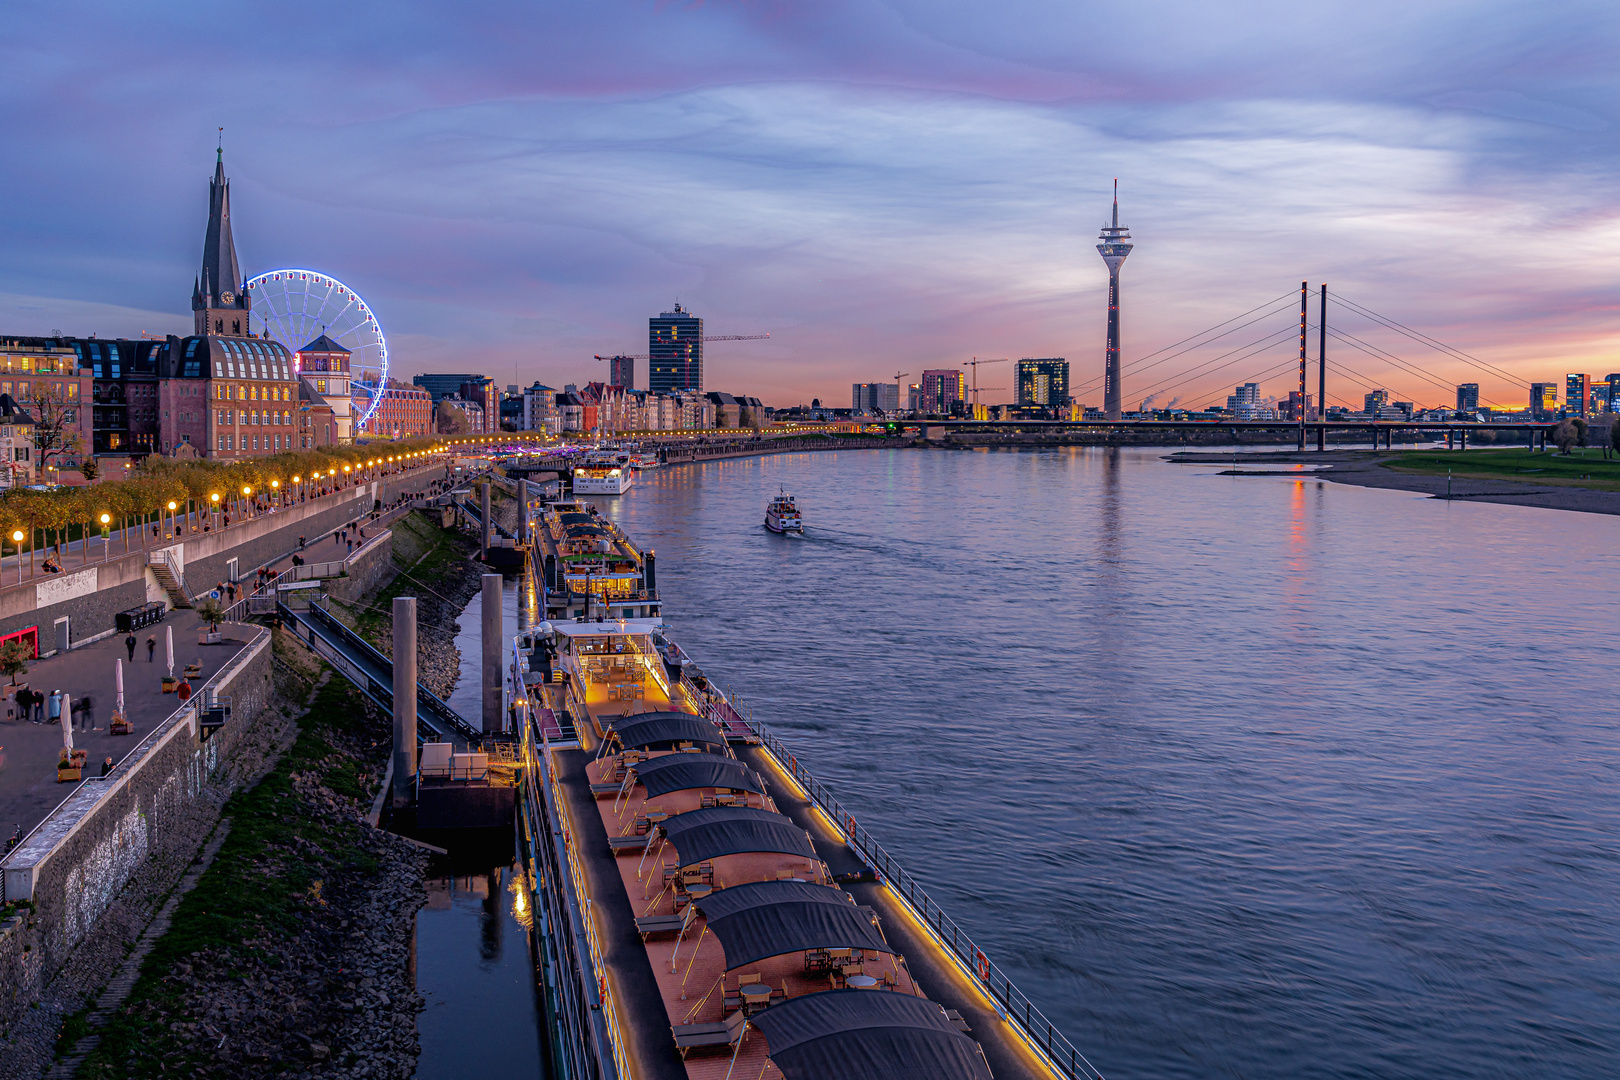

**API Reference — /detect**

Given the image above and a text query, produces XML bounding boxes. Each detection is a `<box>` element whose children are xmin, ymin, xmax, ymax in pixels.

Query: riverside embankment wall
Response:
<box><xmin>0</xmin><ymin>461</ymin><xmax>442</xmax><ymax>654</ymax></box>
<box><xmin>0</xmin><ymin>630</ymin><xmax>274</xmax><ymax>1026</ymax></box>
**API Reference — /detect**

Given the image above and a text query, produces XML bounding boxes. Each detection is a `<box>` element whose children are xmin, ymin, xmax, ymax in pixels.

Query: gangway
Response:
<box><xmin>458</xmin><ymin>496</ymin><xmax>517</xmax><ymax>541</ymax></box>
<box><xmin>278</xmin><ymin>597</ymin><xmax>483</xmax><ymax>745</ymax></box>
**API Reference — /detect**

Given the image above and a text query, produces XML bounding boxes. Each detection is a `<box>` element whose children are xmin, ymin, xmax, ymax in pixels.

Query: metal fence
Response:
<box><xmin>741</xmin><ymin>711</ymin><xmax>1108</xmax><ymax>1080</ymax></box>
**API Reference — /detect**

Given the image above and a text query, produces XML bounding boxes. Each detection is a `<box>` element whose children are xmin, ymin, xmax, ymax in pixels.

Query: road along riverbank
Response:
<box><xmin>1166</xmin><ymin>448</ymin><xmax>1620</xmax><ymax>516</ymax></box>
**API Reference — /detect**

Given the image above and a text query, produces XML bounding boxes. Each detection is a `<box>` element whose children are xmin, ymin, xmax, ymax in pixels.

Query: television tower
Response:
<box><xmin>1096</xmin><ymin>180</ymin><xmax>1133</xmax><ymax>421</ymax></box>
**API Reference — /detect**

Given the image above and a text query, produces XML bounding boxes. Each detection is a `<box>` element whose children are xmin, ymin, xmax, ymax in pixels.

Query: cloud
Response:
<box><xmin>1</xmin><ymin>0</ymin><xmax>1618</xmax><ymax>407</ymax></box>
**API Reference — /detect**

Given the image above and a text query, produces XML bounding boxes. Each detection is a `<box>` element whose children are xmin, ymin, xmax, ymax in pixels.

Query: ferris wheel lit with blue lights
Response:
<box><xmin>245</xmin><ymin>269</ymin><xmax>388</xmax><ymax>430</ymax></box>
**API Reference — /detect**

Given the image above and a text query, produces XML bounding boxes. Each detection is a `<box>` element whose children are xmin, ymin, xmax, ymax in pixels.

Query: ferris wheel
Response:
<box><xmin>245</xmin><ymin>269</ymin><xmax>389</xmax><ymax>430</ymax></box>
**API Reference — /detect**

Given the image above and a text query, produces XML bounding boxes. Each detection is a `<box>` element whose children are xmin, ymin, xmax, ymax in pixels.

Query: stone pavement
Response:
<box><xmin>0</xmin><ymin>614</ymin><xmax>252</xmax><ymax>846</ymax></box>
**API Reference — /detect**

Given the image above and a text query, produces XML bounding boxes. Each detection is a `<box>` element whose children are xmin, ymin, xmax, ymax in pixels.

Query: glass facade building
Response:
<box><xmin>1016</xmin><ymin>358</ymin><xmax>1069</xmax><ymax>409</ymax></box>
<box><xmin>649</xmin><ymin>304</ymin><xmax>703</xmax><ymax>394</ymax></box>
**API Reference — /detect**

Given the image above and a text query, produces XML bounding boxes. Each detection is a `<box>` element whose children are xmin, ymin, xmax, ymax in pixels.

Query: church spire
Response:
<box><xmin>193</xmin><ymin>139</ymin><xmax>250</xmax><ymax>336</ymax></box>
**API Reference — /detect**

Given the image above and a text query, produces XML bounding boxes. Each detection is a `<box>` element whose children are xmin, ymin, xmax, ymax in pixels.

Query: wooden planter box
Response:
<box><xmin>199</xmin><ymin>632</ymin><xmax>222</xmax><ymax>645</ymax></box>
<box><xmin>57</xmin><ymin>767</ymin><xmax>82</xmax><ymax>782</ymax></box>
<box><xmin>161</xmin><ymin>676</ymin><xmax>178</xmax><ymax>693</ymax></box>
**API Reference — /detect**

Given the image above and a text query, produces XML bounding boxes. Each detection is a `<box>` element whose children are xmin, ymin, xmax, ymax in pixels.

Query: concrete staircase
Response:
<box><xmin>147</xmin><ymin>550</ymin><xmax>193</xmax><ymax>609</ymax></box>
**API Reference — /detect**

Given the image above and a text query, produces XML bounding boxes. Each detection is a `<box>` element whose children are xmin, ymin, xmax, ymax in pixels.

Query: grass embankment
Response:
<box><xmin>345</xmin><ymin>510</ymin><xmax>473</xmax><ymax>643</ymax></box>
<box><xmin>76</xmin><ymin>652</ymin><xmax>390</xmax><ymax>1079</ymax></box>
<box><xmin>1385</xmin><ymin>448</ymin><xmax>1620</xmax><ymax>492</ymax></box>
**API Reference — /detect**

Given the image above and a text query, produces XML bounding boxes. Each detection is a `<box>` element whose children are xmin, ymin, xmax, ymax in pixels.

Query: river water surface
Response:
<box><xmin>594</xmin><ymin>447</ymin><xmax>1619</xmax><ymax>1080</ymax></box>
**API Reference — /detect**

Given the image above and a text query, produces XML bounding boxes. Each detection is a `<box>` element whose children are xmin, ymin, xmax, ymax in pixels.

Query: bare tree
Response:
<box><xmin>27</xmin><ymin>383</ymin><xmax>85</xmax><ymax>477</ymax></box>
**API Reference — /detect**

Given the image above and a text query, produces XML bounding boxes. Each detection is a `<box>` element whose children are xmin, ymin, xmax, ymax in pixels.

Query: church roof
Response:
<box><xmin>195</xmin><ymin>149</ymin><xmax>246</xmax><ymax>311</ymax></box>
<box><xmin>298</xmin><ymin>334</ymin><xmax>350</xmax><ymax>355</ymax></box>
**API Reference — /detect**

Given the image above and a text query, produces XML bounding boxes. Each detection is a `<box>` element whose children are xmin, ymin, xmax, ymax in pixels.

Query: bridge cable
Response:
<box><xmin>1327</xmin><ymin>293</ymin><xmax>1531</xmax><ymax>389</ymax></box>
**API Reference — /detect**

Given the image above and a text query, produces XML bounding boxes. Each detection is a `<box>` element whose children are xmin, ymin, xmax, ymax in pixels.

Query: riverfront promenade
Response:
<box><xmin>0</xmin><ymin>615</ymin><xmax>251</xmax><ymax>845</ymax></box>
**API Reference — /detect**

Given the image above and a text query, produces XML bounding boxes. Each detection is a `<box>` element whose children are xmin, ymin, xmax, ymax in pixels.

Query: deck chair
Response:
<box><xmin>635</xmin><ymin>903</ymin><xmax>697</xmax><ymax>940</ymax></box>
<box><xmin>608</xmin><ymin>833</ymin><xmax>650</xmax><ymax>854</ymax></box>
<box><xmin>672</xmin><ymin>1009</ymin><xmax>746</xmax><ymax>1058</ymax></box>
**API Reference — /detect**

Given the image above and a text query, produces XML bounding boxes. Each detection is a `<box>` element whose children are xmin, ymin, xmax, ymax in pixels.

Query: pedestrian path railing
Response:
<box><xmin>739</xmin><ymin>706</ymin><xmax>1108</xmax><ymax>1080</ymax></box>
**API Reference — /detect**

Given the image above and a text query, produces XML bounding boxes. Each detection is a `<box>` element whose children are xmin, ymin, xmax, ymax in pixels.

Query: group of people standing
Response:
<box><xmin>16</xmin><ymin>687</ymin><xmax>94</xmax><ymax>729</ymax></box>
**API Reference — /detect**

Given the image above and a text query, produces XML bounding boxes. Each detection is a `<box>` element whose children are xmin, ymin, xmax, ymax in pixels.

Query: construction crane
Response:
<box><xmin>593</xmin><ymin>333</ymin><xmax>770</xmax><ymax>362</ymax></box>
<box><xmin>964</xmin><ymin>357</ymin><xmax>1010</xmax><ymax>408</ymax></box>
<box><xmin>890</xmin><ymin>372</ymin><xmax>909</xmax><ymax>413</ymax></box>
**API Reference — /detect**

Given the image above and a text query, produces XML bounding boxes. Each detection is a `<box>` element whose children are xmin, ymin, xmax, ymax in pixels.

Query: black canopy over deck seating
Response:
<box><xmin>745</xmin><ymin>989</ymin><xmax>993</xmax><ymax>1080</ymax></box>
<box><xmin>692</xmin><ymin>880</ymin><xmax>892</xmax><ymax>969</ymax></box>
<box><xmin>611</xmin><ymin>713</ymin><xmax>728</xmax><ymax>752</ymax></box>
<box><xmin>634</xmin><ymin>753</ymin><xmax>766</xmax><ymax>799</ymax></box>
<box><xmin>658</xmin><ymin>806</ymin><xmax>817</xmax><ymax>865</ymax></box>
<box><xmin>559</xmin><ymin>512</ymin><xmax>596</xmax><ymax>525</ymax></box>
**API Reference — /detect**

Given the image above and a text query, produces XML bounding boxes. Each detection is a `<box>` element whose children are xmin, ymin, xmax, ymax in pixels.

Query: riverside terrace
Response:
<box><xmin>0</xmin><ymin>615</ymin><xmax>248</xmax><ymax>842</ymax></box>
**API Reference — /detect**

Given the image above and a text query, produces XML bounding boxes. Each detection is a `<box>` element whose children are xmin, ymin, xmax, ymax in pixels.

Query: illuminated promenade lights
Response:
<box><xmin>1096</xmin><ymin>179</ymin><xmax>1134</xmax><ymax>422</ymax></box>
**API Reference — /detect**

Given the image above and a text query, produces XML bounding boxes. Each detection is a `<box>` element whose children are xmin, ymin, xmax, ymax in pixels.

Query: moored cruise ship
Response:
<box><xmin>535</xmin><ymin>499</ymin><xmax>661</xmax><ymax>622</ymax></box>
<box><xmin>573</xmin><ymin>450</ymin><xmax>636</xmax><ymax>495</ymax></box>
<box><xmin>509</xmin><ymin>493</ymin><xmax>1105</xmax><ymax>1080</ymax></box>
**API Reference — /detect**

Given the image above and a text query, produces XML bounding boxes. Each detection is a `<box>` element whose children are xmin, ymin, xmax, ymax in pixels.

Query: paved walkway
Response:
<box><xmin>0</xmin><ymin>614</ymin><xmax>252</xmax><ymax>846</ymax></box>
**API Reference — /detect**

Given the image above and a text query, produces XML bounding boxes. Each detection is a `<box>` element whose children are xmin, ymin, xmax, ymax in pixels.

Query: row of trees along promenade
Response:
<box><xmin>0</xmin><ymin>437</ymin><xmax>444</xmax><ymax>576</ymax></box>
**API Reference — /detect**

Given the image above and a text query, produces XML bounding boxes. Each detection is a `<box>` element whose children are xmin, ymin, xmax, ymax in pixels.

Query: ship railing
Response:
<box><xmin>733</xmin><ymin>697</ymin><xmax>1108</xmax><ymax>1080</ymax></box>
<box><xmin>513</xmin><ymin>643</ymin><xmax>626</xmax><ymax>1080</ymax></box>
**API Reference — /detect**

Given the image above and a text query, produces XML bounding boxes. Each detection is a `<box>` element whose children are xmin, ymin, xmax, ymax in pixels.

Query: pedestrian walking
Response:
<box><xmin>125</xmin><ymin>634</ymin><xmax>136</xmax><ymax>661</ymax></box>
<box><xmin>81</xmin><ymin>696</ymin><xmax>95</xmax><ymax>730</ymax></box>
<box><xmin>299</xmin><ymin>535</ymin><xmax>306</xmax><ymax>550</ymax></box>
<box><xmin>346</xmin><ymin>539</ymin><xmax>353</xmax><ymax>554</ymax></box>
<box><xmin>146</xmin><ymin>636</ymin><xmax>156</xmax><ymax>662</ymax></box>
<box><xmin>176</xmin><ymin>679</ymin><xmax>192</xmax><ymax>702</ymax></box>
<box><xmin>333</xmin><ymin>529</ymin><xmax>340</xmax><ymax>545</ymax></box>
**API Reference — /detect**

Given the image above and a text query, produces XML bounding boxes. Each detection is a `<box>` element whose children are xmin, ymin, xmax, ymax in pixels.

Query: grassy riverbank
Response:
<box><xmin>1385</xmin><ymin>448</ymin><xmax>1620</xmax><ymax>492</ymax></box>
<box><xmin>75</xmin><ymin>648</ymin><xmax>424</xmax><ymax>1079</ymax></box>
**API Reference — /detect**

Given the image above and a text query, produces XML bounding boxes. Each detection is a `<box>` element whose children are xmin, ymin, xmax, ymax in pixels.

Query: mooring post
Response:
<box><xmin>392</xmin><ymin>596</ymin><xmax>418</xmax><ymax>808</ymax></box>
<box><xmin>482</xmin><ymin>573</ymin><xmax>503</xmax><ymax>733</ymax></box>
<box><xmin>480</xmin><ymin>482</ymin><xmax>491</xmax><ymax>560</ymax></box>
<box><xmin>516</xmin><ymin>480</ymin><xmax>528</xmax><ymax>544</ymax></box>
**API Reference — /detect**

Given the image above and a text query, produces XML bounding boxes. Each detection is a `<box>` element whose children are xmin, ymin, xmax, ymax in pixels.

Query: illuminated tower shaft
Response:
<box><xmin>1096</xmin><ymin>181</ymin><xmax>1133</xmax><ymax>421</ymax></box>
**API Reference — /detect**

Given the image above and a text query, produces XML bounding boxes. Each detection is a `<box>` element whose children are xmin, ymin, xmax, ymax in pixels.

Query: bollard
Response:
<box><xmin>392</xmin><ymin>597</ymin><xmax>418</xmax><ymax>808</ymax></box>
<box><xmin>481</xmin><ymin>573</ymin><xmax>502</xmax><ymax>733</ymax></box>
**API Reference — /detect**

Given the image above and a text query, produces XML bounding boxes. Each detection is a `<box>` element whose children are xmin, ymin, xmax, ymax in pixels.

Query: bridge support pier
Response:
<box><xmin>482</xmin><ymin>573</ymin><xmax>503</xmax><ymax>734</ymax></box>
<box><xmin>392</xmin><ymin>597</ymin><xmax>418</xmax><ymax>808</ymax></box>
<box><xmin>1460</xmin><ymin>428</ymin><xmax>1467</xmax><ymax>451</ymax></box>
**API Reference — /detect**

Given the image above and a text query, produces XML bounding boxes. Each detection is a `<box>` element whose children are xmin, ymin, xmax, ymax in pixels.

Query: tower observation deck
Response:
<box><xmin>1096</xmin><ymin>180</ymin><xmax>1133</xmax><ymax>421</ymax></box>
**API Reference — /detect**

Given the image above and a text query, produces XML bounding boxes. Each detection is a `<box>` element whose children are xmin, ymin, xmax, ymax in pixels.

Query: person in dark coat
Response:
<box><xmin>125</xmin><ymin>634</ymin><xmax>136</xmax><ymax>661</ymax></box>
<box><xmin>146</xmin><ymin>636</ymin><xmax>156</xmax><ymax>662</ymax></box>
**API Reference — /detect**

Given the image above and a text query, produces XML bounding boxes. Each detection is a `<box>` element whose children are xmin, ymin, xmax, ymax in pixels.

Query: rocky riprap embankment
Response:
<box><xmin>76</xmin><ymin>651</ymin><xmax>427</xmax><ymax>1080</ymax></box>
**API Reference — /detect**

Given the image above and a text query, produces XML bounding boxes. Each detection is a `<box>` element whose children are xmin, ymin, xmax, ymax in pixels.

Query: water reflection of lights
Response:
<box><xmin>509</xmin><ymin>875</ymin><xmax>533</xmax><ymax>931</ymax></box>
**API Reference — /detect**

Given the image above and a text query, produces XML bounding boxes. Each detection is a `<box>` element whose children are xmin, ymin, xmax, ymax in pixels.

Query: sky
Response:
<box><xmin>1</xmin><ymin>0</ymin><xmax>1617</xmax><ymax>411</ymax></box>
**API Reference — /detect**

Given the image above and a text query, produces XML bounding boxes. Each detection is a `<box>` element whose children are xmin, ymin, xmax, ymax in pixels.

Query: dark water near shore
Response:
<box><xmin>413</xmin><ymin>582</ymin><xmax>542</xmax><ymax>1080</ymax></box>
<box><xmin>597</xmin><ymin>447</ymin><xmax>1620</xmax><ymax>1080</ymax></box>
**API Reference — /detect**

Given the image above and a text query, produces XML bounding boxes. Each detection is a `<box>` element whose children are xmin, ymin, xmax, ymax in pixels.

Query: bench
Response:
<box><xmin>672</xmin><ymin>1010</ymin><xmax>746</xmax><ymax>1057</ymax></box>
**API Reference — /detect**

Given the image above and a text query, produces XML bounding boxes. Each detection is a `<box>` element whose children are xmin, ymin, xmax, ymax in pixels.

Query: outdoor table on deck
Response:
<box><xmin>685</xmin><ymin>883</ymin><xmax>713</xmax><ymax>900</ymax></box>
<box><xmin>846</xmin><ymin>975</ymin><xmax>879</xmax><ymax>989</ymax></box>
<box><xmin>739</xmin><ymin>984</ymin><xmax>773</xmax><ymax>1013</ymax></box>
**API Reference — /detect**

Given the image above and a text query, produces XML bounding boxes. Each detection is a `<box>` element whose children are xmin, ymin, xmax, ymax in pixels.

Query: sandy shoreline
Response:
<box><xmin>1166</xmin><ymin>449</ymin><xmax>1620</xmax><ymax>517</ymax></box>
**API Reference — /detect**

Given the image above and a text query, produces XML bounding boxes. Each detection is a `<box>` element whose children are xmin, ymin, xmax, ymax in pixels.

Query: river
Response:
<box><xmin>590</xmin><ymin>446</ymin><xmax>1619</xmax><ymax>1080</ymax></box>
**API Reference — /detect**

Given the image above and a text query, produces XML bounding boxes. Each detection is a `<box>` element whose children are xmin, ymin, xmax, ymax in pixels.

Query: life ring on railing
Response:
<box><xmin>975</xmin><ymin>951</ymin><xmax>989</xmax><ymax>982</ymax></box>
<box><xmin>846</xmin><ymin>815</ymin><xmax>857</xmax><ymax>840</ymax></box>
<box><xmin>597</xmin><ymin>974</ymin><xmax>607</xmax><ymax>1002</ymax></box>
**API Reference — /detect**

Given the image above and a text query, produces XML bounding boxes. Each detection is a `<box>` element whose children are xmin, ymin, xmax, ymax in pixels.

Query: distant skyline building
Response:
<box><xmin>649</xmin><ymin>303</ymin><xmax>702</xmax><ymax>394</ymax></box>
<box><xmin>1280</xmin><ymin>390</ymin><xmax>1314</xmax><ymax>422</ymax></box>
<box><xmin>852</xmin><ymin>382</ymin><xmax>899</xmax><ymax>413</ymax></box>
<box><xmin>1364</xmin><ymin>389</ymin><xmax>1389</xmax><ymax>415</ymax></box>
<box><xmin>1016</xmin><ymin>359</ymin><xmax>1069</xmax><ymax>410</ymax></box>
<box><xmin>1530</xmin><ymin>382</ymin><xmax>1558</xmax><ymax>419</ymax></box>
<box><xmin>1096</xmin><ymin>181</ymin><xmax>1133</xmax><ymax>422</ymax></box>
<box><xmin>919</xmin><ymin>369</ymin><xmax>966</xmax><ymax>415</ymax></box>
<box><xmin>1226</xmin><ymin>383</ymin><xmax>1266</xmax><ymax>419</ymax></box>
<box><xmin>1456</xmin><ymin>383</ymin><xmax>1480</xmax><ymax>413</ymax></box>
<box><xmin>608</xmin><ymin>355</ymin><xmax>635</xmax><ymax>390</ymax></box>
<box><xmin>1565</xmin><ymin>373</ymin><xmax>1589</xmax><ymax>418</ymax></box>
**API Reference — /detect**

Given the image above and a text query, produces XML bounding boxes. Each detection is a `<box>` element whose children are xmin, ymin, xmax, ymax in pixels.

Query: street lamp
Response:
<box><xmin>10</xmin><ymin>529</ymin><xmax>21</xmax><ymax>584</ymax></box>
<box><xmin>99</xmin><ymin>513</ymin><xmax>110</xmax><ymax>561</ymax></box>
<box><xmin>167</xmin><ymin>500</ymin><xmax>178</xmax><ymax>538</ymax></box>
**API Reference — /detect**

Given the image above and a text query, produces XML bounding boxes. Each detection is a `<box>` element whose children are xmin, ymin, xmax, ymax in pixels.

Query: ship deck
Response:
<box><xmin>546</xmin><ymin>689</ymin><xmax>1060</xmax><ymax>1080</ymax></box>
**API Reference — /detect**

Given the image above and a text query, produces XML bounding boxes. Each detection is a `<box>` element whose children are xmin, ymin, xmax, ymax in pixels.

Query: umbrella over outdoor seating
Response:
<box><xmin>165</xmin><ymin>624</ymin><xmax>174</xmax><ymax>678</ymax></box>
<box><xmin>60</xmin><ymin>693</ymin><xmax>73</xmax><ymax>752</ymax></box>
<box><xmin>116</xmin><ymin>658</ymin><xmax>124</xmax><ymax>717</ymax></box>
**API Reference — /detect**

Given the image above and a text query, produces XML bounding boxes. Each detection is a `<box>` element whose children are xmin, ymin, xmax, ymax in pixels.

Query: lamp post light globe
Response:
<box><xmin>11</xmin><ymin>530</ymin><xmax>23</xmax><ymax>543</ymax></box>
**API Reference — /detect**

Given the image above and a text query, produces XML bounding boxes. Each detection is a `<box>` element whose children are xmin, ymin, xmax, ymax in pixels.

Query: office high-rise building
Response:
<box><xmin>852</xmin><ymin>383</ymin><xmax>899</xmax><ymax>413</ymax></box>
<box><xmin>1530</xmin><ymin>382</ymin><xmax>1558</xmax><ymax>419</ymax></box>
<box><xmin>1016</xmin><ymin>359</ymin><xmax>1069</xmax><ymax>409</ymax></box>
<box><xmin>649</xmin><ymin>303</ymin><xmax>702</xmax><ymax>394</ymax></box>
<box><xmin>1364</xmin><ymin>389</ymin><xmax>1389</xmax><ymax>416</ymax></box>
<box><xmin>608</xmin><ymin>355</ymin><xmax>635</xmax><ymax>390</ymax></box>
<box><xmin>1456</xmin><ymin>383</ymin><xmax>1479</xmax><ymax>413</ymax></box>
<box><xmin>919</xmin><ymin>370</ymin><xmax>966</xmax><ymax>415</ymax></box>
<box><xmin>1565</xmin><ymin>373</ymin><xmax>1590</xmax><ymax>418</ymax></box>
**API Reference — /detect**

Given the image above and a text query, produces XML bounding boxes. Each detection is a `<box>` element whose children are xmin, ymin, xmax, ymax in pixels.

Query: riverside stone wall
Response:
<box><xmin>0</xmin><ymin>631</ymin><xmax>274</xmax><ymax>1028</ymax></box>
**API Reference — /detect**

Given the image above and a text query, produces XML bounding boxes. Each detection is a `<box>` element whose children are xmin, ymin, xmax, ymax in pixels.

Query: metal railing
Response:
<box><xmin>737</xmin><ymin>703</ymin><xmax>1108</xmax><ymax>1080</ymax></box>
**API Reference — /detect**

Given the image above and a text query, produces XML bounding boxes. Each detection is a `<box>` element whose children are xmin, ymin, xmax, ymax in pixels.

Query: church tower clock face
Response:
<box><xmin>221</xmin><ymin>291</ymin><xmax>236</xmax><ymax>304</ymax></box>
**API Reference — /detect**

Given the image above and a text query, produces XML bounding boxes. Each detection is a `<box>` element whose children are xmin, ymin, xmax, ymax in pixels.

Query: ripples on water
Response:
<box><xmin>598</xmin><ymin>447</ymin><xmax>1620</xmax><ymax>1080</ymax></box>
